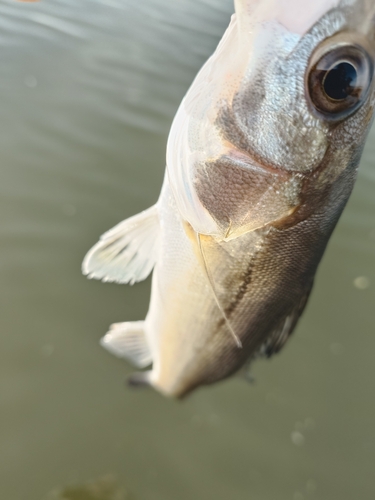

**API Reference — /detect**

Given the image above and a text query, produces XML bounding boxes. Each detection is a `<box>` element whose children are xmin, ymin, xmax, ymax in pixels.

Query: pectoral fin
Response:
<box><xmin>100</xmin><ymin>321</ymin><xmax>152</xmax><ymax>368</ymax></box>
<box><xmin>82</xmin><ymin>205</ymin><xmax>160</xmax><ymax>284</ymax></box>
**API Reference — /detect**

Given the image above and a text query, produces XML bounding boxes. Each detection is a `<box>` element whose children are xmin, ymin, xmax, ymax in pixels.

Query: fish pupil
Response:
<box><xmin>323</xmin><ymin>62</ymin><xmax>358</xmax><ymax>100</ymax></box>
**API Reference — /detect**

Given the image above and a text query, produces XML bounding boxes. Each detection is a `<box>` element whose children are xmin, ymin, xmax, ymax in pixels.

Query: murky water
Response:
<box><xmin>1</xmin><ymin>1</ymin><xmax>374</xmax><ymax>499</ymax></box>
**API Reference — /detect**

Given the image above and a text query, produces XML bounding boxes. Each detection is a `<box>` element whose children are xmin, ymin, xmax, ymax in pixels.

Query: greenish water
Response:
<box><xmin>1</xmin><ymin>1</ymin><xmax>374</xmax><ymax>499</ymax></box>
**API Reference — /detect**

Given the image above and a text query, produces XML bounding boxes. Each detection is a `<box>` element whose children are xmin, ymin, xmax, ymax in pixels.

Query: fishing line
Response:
<box><xmin>197</xmin><ymin>233</ymin><xmax>243</xmax><ymax>349</ymax></box>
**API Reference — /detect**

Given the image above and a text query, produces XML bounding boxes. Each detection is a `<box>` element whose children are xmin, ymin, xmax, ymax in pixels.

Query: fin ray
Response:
<box><xmin>100</xmin><ymin>321</ymin><xmax>152</xmax><ymax>368</ymax></box>
<box><xmin>82</xmin><ymin>205</ymin><xmax>159</xmax><ymax>284</ymax></box>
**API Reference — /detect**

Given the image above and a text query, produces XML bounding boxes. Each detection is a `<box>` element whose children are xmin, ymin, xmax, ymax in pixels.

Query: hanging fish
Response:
<box><xmin>83</xmin><ymin>0</ymin><xmax>375</xmax><ymax>397</ymax></box>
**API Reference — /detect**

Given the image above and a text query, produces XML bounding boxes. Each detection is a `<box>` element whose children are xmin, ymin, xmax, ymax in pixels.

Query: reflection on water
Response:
<box><xmin>44</xmin><ymin>475</ymin><xmax>130</xmax><ymax>500</ymax></box>
<box><xmin>0</xmin><ymin>1</ymin><xmax>374</xmax><ymax>500</ymax></box>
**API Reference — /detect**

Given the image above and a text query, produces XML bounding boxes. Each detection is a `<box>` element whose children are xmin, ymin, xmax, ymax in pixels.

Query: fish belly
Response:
<box><xmin>144</xmin><ymin>180</ymin><xmax>221</xmax><ymax>397</ymax></box>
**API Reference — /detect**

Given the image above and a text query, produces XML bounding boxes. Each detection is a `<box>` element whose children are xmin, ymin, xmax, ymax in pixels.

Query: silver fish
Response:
<box><xmin>83</xmin><ymin>0</ymin><xmax>375</xmax><ymax>398</ymax></box>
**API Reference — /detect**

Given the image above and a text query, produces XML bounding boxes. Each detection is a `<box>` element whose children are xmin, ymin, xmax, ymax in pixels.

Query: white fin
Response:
<box><xmin>128</xmin><ymin>370</ymin><xmax>152</xmax><ymax>388</ymax></box>
<box><xmin>100</xmin><ymin>321</ymin><xmax>152</xmax><ymax>368</ymax></box>
<box><xmin>82</xmin><ymin>205</ymin><xmax>160</xmax><ymax>284</ymax></box>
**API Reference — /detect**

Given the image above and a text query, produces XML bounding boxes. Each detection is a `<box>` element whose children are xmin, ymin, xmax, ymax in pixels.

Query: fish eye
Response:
<box><xmin>307</xmin><ymin>42</ymin><xmax>373</xmax><ymax>120</ymax></box>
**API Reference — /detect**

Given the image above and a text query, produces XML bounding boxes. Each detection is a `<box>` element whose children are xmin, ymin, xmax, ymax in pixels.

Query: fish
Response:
<box><xmin>83</xmin><ymin>0</ymin><xmax>375</xmax><ymax>398</ymax></box>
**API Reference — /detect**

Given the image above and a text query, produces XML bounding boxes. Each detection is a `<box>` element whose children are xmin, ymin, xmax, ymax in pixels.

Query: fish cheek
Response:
<box><xmin>193</xmin><ymin>155</ymin><xmax>301</xmax><ymax>239</ymax></box>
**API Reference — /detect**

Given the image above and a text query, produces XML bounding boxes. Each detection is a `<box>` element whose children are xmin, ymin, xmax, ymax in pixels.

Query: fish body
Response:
<box><xmin>83</xmin><ymin>0</ymin><xmax>375</xmax><ymax>397</ymax></box>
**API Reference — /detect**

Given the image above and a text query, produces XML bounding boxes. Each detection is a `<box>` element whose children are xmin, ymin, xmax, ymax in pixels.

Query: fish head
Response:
<box><xmin>167</xmin><ymin>0</ymin><xmax>375</xmax><ymax>240</ymax></box>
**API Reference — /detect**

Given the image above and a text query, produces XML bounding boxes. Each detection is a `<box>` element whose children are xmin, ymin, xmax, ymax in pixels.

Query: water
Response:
<box><xmin>0</xmin><ymin>1</ymin><xmax>374</xmax><ymax>499</ymax></box>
